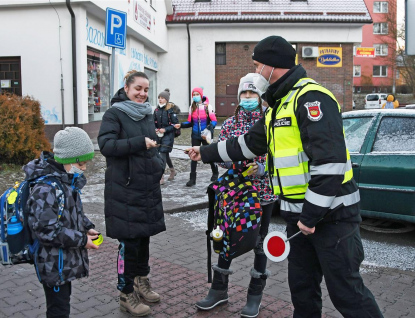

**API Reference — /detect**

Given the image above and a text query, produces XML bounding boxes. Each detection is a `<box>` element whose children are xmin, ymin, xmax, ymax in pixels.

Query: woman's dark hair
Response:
<box><xmin>124</xmin><ymin>70</ymin><xmax>148</xmax><ymax>87</ymax></box>
<box><xmin>234</xmin><ymin>98</ymin><xmax>263</xmax><ymax>123</ymax></box>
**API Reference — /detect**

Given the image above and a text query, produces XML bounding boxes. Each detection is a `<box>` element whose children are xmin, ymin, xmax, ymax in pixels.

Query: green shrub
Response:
<box><xmin>0</xmin><ymin>93</ymin><xmax>51</xmax><ymax>165</ymax></box>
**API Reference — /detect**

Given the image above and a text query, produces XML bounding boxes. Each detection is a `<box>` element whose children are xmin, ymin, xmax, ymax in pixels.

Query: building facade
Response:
<box><xmin>0</xmin><ymin>0</ymin><xmax>172</xmax><ymax>139</ymax></box>
<box><xmin>353</xmin><ymin>0</ymin><xmax>397</xmax><ymax>93</ymax></box>
<box><xmin>0</xmin><ymin>0</ymin><xmax>373</xmax><ymax>140</ymax></box>
<box><xmin>163</xmin><ymin>0</ymin><xmax>372</xmax><ymax>117</ymax></box>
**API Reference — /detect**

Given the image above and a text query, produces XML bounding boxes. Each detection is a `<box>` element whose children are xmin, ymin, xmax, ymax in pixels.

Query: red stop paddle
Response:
<box><xmin>263</xmin><ymin>230</ymin><xmax>302</xmax><ymax>262</ymax></box>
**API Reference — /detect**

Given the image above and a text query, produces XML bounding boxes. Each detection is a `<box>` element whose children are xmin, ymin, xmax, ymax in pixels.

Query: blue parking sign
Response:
<box><xmin>105</xmin><ymin>8</ymin><xmax>127</xmax><ymax>49</ymax></box>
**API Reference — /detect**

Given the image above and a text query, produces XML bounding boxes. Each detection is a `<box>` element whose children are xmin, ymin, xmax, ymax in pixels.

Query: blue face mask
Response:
<box><xmin>193</xmin><ymin>95</ymin><xmax>202</xmax><ymax>103</ymax></box>
<box><xmin>240</xmin><ymin>98</ymin><xmax>259</xmax><ymax>111</ymax></box>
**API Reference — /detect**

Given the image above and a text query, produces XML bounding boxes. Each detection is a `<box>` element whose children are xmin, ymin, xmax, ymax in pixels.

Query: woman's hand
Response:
<box><xmin>158</xmin><ymin>128</ymin><xmax>166</xmax><ymax>133</ymax></box>
<box><xmin>174</xmin><ymin>124</ymin><xmax>181</xmax><ymax>129</ymax></box>
<box><xmin>246</xmin><ymin>162</ymin><xmax>258</xmax><ymax>176</ymax></box>
<box><xmin>145</xmin><ymin>137</ymin><xmax>157</xmax><ymax>149</ymax></box>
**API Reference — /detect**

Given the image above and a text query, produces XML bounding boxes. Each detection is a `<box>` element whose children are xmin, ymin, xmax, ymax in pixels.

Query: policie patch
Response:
<box><xmin>304</xmin><ymin>101</ymin><xmax>323</xmax><ymax>121</ymax></box>
<box><xmin>273</xmin><ymin>117</ymin><xmax>292</xmax><ymax>127</ymax></box>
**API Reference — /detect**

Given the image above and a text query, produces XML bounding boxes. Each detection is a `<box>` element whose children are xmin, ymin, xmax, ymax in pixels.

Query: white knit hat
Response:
<box><xmin>237</xmin><ymin>73</ymin><xmax>263</xmax><ymax>102</ymax></box>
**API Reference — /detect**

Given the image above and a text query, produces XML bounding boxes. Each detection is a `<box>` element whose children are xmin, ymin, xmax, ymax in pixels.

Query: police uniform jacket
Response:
<box><xmin>200</xmin><ymin>65</ymin><xmax>361</xmax><ymax>227</ymax></box>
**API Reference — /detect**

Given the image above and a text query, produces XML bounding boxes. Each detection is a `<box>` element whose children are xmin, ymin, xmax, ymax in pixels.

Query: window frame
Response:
<box><xmin>353</xmin><ymin>65</ymin><xmax>361</xmax><ymax>77</ymax></box>
<box><xmin>373</xmin><ymin>22</ymin><xmax>388</xmax><ymax>35</ymax></box>
<box><xmin>374</xmin><ymin>44</ymin><xmax>388</xmax><ymax>56</ymax></box>
<box><xmin>373</xmin><ymin>1</ymin><xmax>388</xmax><ymax>13</ymax></box>
<box><xmin>373</xmin><ymin>65</ymin><xmax>388</xmax><ymax>77</ymax></box>
<box><xmin>215</xmin><ymin>43</ymin><xmax>226</xmax><ymax>65</ymax></box>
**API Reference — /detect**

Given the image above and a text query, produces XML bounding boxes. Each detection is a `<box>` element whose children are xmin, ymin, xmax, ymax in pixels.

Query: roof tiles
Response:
<box><xmin>167</xmin><ymin>0</ymin><xmax>372</xmax><ymax>23</ymax></box>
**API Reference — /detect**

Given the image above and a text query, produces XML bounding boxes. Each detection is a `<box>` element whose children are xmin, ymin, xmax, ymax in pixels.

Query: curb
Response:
<box><xmin>163</xmin><ymin>201</ymin><xmax>208</xmax><ymax>214</ymax></box>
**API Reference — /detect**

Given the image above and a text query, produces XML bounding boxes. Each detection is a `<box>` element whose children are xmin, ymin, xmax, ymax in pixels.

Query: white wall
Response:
<box><xmin>0</xmin><ymin>5</ymin><xmax>74</xmax><ymax>125</ymax></box>
<box><xmin>0</xmin><ymin>0</ymin><xmax>170</xmax><ymax>125</ymax></box>
<box><xmin>160</xmin><ymin>23</ymin><xmax>364</xmax><ymax>113</ymax></box>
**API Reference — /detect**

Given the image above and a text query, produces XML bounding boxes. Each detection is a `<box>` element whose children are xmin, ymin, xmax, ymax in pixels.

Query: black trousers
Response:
<box><xmin>191</xmin><ymin>138</ymin><xmax>218</xmax><ymax>174</ymax></box>
<box><xmin>166</xmin><ymin>153</ymin><xmax>173</xmax><ymax>169</ymax></box>
<box><xmin>287</xmin><ymin>221</ymin><xmax>383</xmax><ymax>318</ymax></box>
<box><xmin>43</xmin><ymin>282</ymin><xmax>71</xmax><ymax>318</ymax></box>
<box><xmin>117</xmin><ymin>237</ymin><xmax>150</xmax><ymax>294</ymax></box>
<box><xmin>217</xmin><ymin>202</ymin><xmax>274</xmax><ymax>274</ymax></box>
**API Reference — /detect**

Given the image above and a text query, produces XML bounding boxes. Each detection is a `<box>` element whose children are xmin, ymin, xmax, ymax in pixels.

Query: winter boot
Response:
<box><xmin>210</xmin><ymin>165</ymin><xmax>219</xmax><ymax>181</ymax></box>
<box><xmin>120</xmin><ymin>291</ymin><xmax>151</xmax><ymax>316</ymax></box>
<box><xmin>195</xmin><ymin>265</ymin><xmax>233</xmax><ymax>310</ymax></box>
<box><xmin>134</xmin><ymin>276</ymin><xmax>160</xmax><ymax>303</ymax></box>
<box><xmin>160</xmin><ymin>175</ymin><xmax>165</xmax><ymax>185</ymax></box>
<box><xmin>168</xmin><ymin>168</ymin><xmax>177</xmax><ymax>181</ymax></box>
<box><xmin>240</xmin><ymin>268</ymin><xmax>271</xmax><ymax>318</ymax></box>
<box><xmin>186</xmin><ymin>172</ymin><xmax>197</xmax><ymax>187</ymax></box>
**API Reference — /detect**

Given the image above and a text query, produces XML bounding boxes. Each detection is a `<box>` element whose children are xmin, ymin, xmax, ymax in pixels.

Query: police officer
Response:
<box><xmin>187</xmin><ymin>36</ymin><xmax>383</xmax><ymax>318</ymax></box>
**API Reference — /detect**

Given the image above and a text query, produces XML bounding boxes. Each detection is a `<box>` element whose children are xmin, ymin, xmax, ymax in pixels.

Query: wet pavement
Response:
<box><xmin>1</xmin><ymin>144</ymin><xmax>415</xmax><ymax>317</ymax></box>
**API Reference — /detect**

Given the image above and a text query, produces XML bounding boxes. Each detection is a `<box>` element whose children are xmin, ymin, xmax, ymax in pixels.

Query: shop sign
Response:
<box><xmin>317</xmin><ymin>47</ymin><xmax>342</xmax><ymax>67</ymax></box>
<box><xmin>355</xmin><ymin>47</ymin><xmax>376</xmax><ymax>58</ymax></box>
<box><xmin>133</xmin><ymin>0</ymin><xmax>152</xmax><ymax>32</ymax></box>
<box><xmin>1</xmin><ymin>80</ymin><xmax>11</xmax><ymax>88</ymax></box>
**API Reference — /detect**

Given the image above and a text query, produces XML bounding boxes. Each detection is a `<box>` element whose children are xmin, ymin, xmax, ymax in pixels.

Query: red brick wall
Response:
<box><xmin>215</xmin><ymin>42</ymin><xmax>354</xmax><ymax>112</ymax></box>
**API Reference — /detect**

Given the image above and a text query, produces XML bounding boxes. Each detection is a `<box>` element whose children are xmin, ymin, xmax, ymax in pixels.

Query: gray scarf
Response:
<box><xmin>112</xmin><ymin>100</ymin><xmax>152</xmax><ymax>121</ymax></box>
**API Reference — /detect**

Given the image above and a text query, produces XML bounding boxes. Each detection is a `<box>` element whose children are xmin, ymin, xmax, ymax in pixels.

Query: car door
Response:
<box><xmin>342</xmin><ymin>114</ymin><xmax>377</xmax><ymax>183</ymax></box>
<box><xmin>358</xmin><ymin>113</ymin><xmax>415</xmax><ymax>223</ymax></box>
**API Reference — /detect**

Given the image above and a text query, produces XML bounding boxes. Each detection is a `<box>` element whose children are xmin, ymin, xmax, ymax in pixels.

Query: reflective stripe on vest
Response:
<box><xmin>265</xmin><ymin>78</ymin><xmax>353</xmax><ymax>200</ymax></box>
<box><xmin>280</xmin><ymin>189</ymin><xmax>360</xmax><ymax>213</ymax></box>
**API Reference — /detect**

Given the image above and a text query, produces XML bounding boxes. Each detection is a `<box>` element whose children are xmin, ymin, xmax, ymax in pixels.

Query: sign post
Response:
<box><xmin>105</xmin><ymin>8</ymin><xmax>127</xmax><ymax>97</ymax></box>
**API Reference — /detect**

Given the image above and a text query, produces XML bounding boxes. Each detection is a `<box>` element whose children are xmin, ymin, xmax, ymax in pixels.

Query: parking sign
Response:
<box><xmin>105</xmin><ymin>8</ymin><xmax>127</xmax><ymax>49</ymax></box>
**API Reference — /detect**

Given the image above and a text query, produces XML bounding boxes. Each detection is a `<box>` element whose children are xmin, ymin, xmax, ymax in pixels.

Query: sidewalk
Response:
<box><xmin>1</xmin><ymin>154</ymin><xmax>415</xmax><ymax>317</ymax></box>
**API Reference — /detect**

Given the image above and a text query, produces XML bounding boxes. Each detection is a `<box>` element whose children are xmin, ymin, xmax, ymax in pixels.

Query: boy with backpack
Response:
<box><xmin>25</xmin><ymin>127</ymin><xmax>100</xmax><ymax>317</ymax></box>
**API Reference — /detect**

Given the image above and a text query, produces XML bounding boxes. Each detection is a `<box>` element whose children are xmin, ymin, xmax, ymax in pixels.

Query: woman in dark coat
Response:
<box><xmin>98</xmin><ymin>70</ymin><xmax>165</xmax><ymax>317</ymax></box>
<box><xmin>153</xmin><ymin>88</ymin><xmax>179</xmax><ymax>184</ymax></box>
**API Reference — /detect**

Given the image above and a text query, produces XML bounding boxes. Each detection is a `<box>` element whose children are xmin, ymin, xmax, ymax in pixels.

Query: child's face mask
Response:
<box><xmin>193</xmin><ymin>95</ymin><xmax>202</xmax><ymax>103</ymax></box>
<box><xmin>69</xmin><ymin>164</ymin><xmax>84</xmax><ymax>176</ymax></box>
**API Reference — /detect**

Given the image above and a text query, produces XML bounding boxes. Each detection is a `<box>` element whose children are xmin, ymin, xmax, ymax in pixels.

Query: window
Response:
<box><xmin>145</xmin><ymin>68</ymin><xmax>157</xmax><ymax>107</ymax></box>
<box><xmin>87</xmin><ymin>48</ymin><xmax>110</xmax><ymax>122</ymax></box>
<box><xmin>343</xmin><ymin>117</ymin><xmax>374</xmax><ymax>153</ymax></box>
<box><xmin>0</xmin><ymin>57</ymin><xmax>21</xmax><ymax>96</ymax></box>
<box><xmin>374</xmin><ymin>23</ymin><xmax>388</xmax><ymax>34</ymax></box>
<box><xmin>354</xmin><ymin>65</ymin><xmax>361</xmax><ymax>77</ymax></box>
<box><xmin>372</xmin><ymin>117</ymin><xmax>415</xmax><ymax>152</ymax></box>
<box><xmin>396</xmin><ymin>69</ymin><xmax>400</xmax><ymax>79</ymax></box>
<box><xmin>215</xmin><ymin>43</ymin><xmax>226</xmax><ymax>65</ymax></box>
<box><xmin>374</xmin><ymin>44</ymin><xmax>388</xmax><ymax>56</ymax></box>
<box><xmin>373</xmin><ymin>2</ymin><xmax>388</xmax><ymax>13</ymax></box>
<box><xmin>373</xmin><ymin>65</ymin><xmax>388</xmax><ymax>77</ymax></box>
<box><xmin>357</xmin><ymin>87</ymin><xmax>361</xmax><ymax>93</ymax></box>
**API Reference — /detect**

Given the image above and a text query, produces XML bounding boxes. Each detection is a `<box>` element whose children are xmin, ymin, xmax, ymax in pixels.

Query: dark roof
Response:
<box><xmin>167</xmin><ymin>0</ymin><xmax>372</xmax><ymax>24</ymax></box>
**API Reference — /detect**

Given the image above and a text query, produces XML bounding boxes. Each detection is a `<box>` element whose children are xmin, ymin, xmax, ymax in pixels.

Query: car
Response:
<box><xmin>342</xmin><ymin>109</ymin><xmax>415</xmax><ymax>223</ymax></box>
<box><xmin>364</xmin><ymin>93</ymin><xmax>387</xmax><ymax>109</ymax></box>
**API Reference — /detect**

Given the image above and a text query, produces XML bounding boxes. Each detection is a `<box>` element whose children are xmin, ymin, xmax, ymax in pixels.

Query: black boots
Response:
<box><xmin>210</xmin><ymin>165</ymin><xmax>219</xmax><ymax>181</ymax></box>
<box><xmin>195</xmin><ymin>265</ymin><xmax>233</xmax><ymax>310</ymax></box>
<box><xmin>240</xmin><ymin>268</ymin><xmax>270</xmax><ymax>318</ymax></box>
<box><xmin>186</xmin><ymin>172</ymin><xmax>196</xmax><ymax>187</ymax></box>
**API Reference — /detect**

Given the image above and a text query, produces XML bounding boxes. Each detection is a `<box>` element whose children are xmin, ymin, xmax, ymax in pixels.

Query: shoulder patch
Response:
<box><xmin>304</xmin><ymin>101</ymin><xmax>323</xmax><ymax>121</ymax></box>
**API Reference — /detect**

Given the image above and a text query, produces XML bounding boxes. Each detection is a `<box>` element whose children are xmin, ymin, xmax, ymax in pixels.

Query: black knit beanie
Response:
<box><xmin>252</xmin><ymin>36</ymin><xmax>296</xmax><ymax>69</ymax></box>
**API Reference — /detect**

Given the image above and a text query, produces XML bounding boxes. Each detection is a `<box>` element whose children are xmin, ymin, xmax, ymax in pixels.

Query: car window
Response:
<box><xmin>372</xmin><ymin>117</ymin><xmax>415</xmax><ymax>152</ymax></box>
<box><xmin>343</xmin><ymin>117</ymin><xmax>374</xmax><ymax>153</ymax></box>
<box><xmin>366</xmin><ymin>94</ymin><xmax>379</xmax><ymax>101</ymax></box>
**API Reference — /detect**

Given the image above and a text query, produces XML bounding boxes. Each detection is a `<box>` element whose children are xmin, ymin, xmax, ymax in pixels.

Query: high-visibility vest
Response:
<box><xmin>265</xmin><ymin>78</ymin><xmax>353</xmax><ymax>200</ymax></box>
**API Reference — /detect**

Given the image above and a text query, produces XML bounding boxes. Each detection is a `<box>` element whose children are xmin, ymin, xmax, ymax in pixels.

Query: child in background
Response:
<box><xmin>26</xmin><ymin>127</ymin><xmax>99</xmax><ymax>318</ymax></box>
<box><xmin>177</xmin><ymin>87</ymin><xmax>219</xmax><ymax>186</ymax></box>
